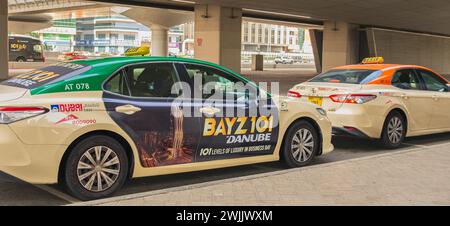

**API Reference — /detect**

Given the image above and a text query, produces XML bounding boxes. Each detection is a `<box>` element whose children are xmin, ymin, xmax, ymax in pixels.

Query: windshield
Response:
<box><xmin>2</xmin><ymin>62</ymin><xmax>91</xmax><ymax>89</ymax></box>
<box><xmin>310</xmin><ymin>69</ymin><xmax>381</xmax><ymax>84</ymax></box>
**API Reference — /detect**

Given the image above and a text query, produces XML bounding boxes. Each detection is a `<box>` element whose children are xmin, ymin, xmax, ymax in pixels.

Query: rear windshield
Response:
<box><xmin>310</xmin><ymin>69</ymin><xmax>381</xmax><ymax>84</ymax></box>
<box><xmin>2</xmin><ymin>62</ymin><xmax>91</xmax><ymax>89</ymax></box>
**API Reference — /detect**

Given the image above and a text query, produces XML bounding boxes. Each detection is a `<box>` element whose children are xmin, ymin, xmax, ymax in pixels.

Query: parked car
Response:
<box><xmin>275</xmin><ymin>57</ymin><xmax>294</xmax><ymax>64</ymax></box>
<box><xmin>58</xmin><ymin>51</ymin><xmax>89</xmax><ymax>61</ymax></box>
<box><xmin>0</xmin><ymin>57</ymin><xmax>333</xmax><ymax>200</ymax></box>
<box><xmin>288</xmin><ymin>57</ymin><xmax>450</xmax><ymax>149</ymax></box>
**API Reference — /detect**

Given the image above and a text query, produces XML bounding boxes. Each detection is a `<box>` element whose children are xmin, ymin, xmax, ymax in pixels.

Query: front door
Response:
<box><xmin>416</xmin><ymin>69</ymin><xmax>450</xmax><ymax>130</ymax></box>
<box><xmin>178</xmin><ymin>63</ymin><xmax>280</xmax><ymax>162</ymax></box>
<box><xmin>391</xmin><ymin>69</ymin><xmax>432</xmax><ymax>132</ymax></box>
<box><xmin>103</xmin><ymin>62</ymin><xmax>202</xmax><ymax>168</ymax></box>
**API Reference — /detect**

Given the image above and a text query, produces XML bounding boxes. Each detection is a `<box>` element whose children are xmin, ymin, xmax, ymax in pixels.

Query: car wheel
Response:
<box><xmin>16</xmin><ymin>57</ymin><xmax>26</xmax><ymax>62</ymax></box>
<box><xmin>63</xmin><ymin>135</ymin><xmax>129</xmax><ymax>201</ymax></box>
<box><xmin>282</xmin><ymin>120</ymin><xmax>319</xmax><ymax>168</ymax></box>
<box><xmin>380</xmin><ymin>112</ymin><xmax>406</xmax><ymax>149</ymax></box>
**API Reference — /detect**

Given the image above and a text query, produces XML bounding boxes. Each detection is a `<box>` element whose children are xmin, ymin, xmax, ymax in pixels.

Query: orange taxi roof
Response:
<box><xmin>333</xmin><ymin>64</ymin><xmax>432</xmax><ymax>71</ymax></box>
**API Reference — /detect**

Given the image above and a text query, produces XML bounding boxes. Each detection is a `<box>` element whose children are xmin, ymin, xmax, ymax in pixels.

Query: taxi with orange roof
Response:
<box><xmin>288</xmin><ymin>57</ymin><xmax>450</xmax><ymax>148</ymax></box>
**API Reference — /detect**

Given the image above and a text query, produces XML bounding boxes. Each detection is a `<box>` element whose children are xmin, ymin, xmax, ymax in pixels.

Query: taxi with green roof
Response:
<box><xmin>0</xmin><ymin>57</ymin><xmax>333</xmax><ymax>200</ymax></box>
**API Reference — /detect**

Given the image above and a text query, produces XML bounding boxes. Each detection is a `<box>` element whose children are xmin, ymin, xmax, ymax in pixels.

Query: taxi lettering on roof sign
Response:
<box><xmin>362</xmin><ymin>57</ymin><xmax>384</xmax><ymax>64</ymax></box>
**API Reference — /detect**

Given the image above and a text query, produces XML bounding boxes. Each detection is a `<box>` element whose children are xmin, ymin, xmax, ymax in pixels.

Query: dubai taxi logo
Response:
<box><xmin>55</xmin><ymin>114</ymin><xmax>79</xmax><ymax>124</ymax></box>
<box><xmin>51</xmin><ymin>104</ymin><xmax>84</xmax><ymax>113</ymax></box>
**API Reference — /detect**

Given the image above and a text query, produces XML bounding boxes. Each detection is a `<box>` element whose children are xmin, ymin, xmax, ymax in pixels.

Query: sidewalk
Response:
<box><xmin>77</xmin><ymin>142</ymin><xmax>450</xmax><ymax>206</ymax></box>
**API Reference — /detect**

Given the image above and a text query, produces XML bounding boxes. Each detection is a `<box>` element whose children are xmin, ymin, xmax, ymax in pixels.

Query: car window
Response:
<box><xmin>33</xmin><ymin>45</ymin><xmax>43</xmax><ymax>53</ymax></box>
<box><xmin>104</xmin><ymin>70</ymin><xmax>130</xmax><ymax>96</ymax></box>
<box><xmin>310</xmin><ymin>69</ymin><xmax>379</xmax><ymax>84</ymax></box>
<box><xmin>124</xmin><ymin>63</ymin><xmax>179</xmax><ymax>98</ymax></box>
<box><xmin>417</xmin><ymin>69</ymin><xmax>449</xmax><ymax>92</ymax></box>
<box><xmin>391</xmin><ymin>69</ymin><xmax>421</xmax><ymax>90</ymax></box>
<box><xmin>184</xmin><ymin>64</ymin><xmax>245</xmax><ymax>99</ymax></box>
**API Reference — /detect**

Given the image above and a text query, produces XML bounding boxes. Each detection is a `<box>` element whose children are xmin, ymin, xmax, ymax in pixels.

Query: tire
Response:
<box><xmin>16</xmin><ymin>57</ymin><xmax>26</xmax><ymax>62</ymax></box>
<box><xmin>282</xmin><ymin>120</ymin><xmax>320</xmax><ymax>168</ymax></box>
<box><xmin>380</xmin><ymin>111</ymin><xmax>406</xmax><ymax>149</ymax></box>
<box><xmin>63</xmin><ymin>135</ymin><xmax>129</xmax><ymax>201</ymax></box>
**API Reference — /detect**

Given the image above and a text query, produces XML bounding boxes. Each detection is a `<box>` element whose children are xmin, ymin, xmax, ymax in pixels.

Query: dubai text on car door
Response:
<box><xmin>103</xmin><ymin>62</ymin><xmax>201</xmax><ymax>168</ymax></box>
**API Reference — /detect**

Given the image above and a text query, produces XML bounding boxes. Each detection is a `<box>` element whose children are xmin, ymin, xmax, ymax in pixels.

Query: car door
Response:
<box><xmin>416</xmin><ymin>69</ymin><xmax>450</xmax><ymax>129</ymax></box>
<box><xmin>178</xmin><ymin>63</ymin><xmax>280</xmax><ymax>162</ymax></box>
<box><xmin>103</xmin><ymin>62</ymin><xmax>202</xmax><ymax>168</ymax></box>
<box><xmin>391</xmin><ymin>69</ymin><xmax>432</xmax><ymax>132</ymax></box>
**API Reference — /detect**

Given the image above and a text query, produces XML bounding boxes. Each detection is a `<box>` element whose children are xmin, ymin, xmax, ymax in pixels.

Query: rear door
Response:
<box><xmin>415</xmin><ymin>69</ymin><xmax>450</xmax><ymax>129</ymax></box>
<box><xmin>391</xmin><ymin>69</ymin><xmax>432</xmax><ymax>131</ymax></box>
<box><xmin>103</xmin><ymin>62</ymin><xmax>202</xmax><ymax>168</ymax></box>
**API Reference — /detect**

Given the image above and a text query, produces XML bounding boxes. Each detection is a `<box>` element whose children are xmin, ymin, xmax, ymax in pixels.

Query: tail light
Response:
<box><xmin>287</xmin><ymin>91</ymin><xmax>302</xmax><ymax>98</ymax></box>
<box><xmin>0</xmin><ymin>107</ymin><xmax>48</xmax><ymax>124</ymax></box>
<box><xmin>329</xmin><ymin>94</ymin><xmax>377</xmax><ymax>104</ymax></box>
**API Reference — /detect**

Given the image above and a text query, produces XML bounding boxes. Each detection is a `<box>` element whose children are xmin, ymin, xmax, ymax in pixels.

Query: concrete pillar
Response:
<box><xmin>322</xmin><ymin>21</ymin><xmax>359</xmax><ymax>71</ymax></box>
<box><xmin>194</xmin><ymin>5</ymin><xmax>242</xmax><ymax>73</ymax></box>
<box><xmin>251</xmin><ymin>54</ymin><xmax>264</xmax><ymax>71</ymax></box>
<box><xmin>309</xmin><ymin>29</ymin><xmax>323</xmax><ymax>73</ymax></box>
<box><xmin>0</xmin><ymin>3</ymin><xmax>8</xmax><ymax>80</ymax></box>
<box><xmin>151</xmin><ymin>25</ymin><xmax>168</xmax><ymax>56</ymax></box>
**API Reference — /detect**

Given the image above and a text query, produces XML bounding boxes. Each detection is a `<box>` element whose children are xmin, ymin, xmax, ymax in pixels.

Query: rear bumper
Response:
<box><xmin>327</xmin><ymin>104</ymin><xmax>386</xmax><ymax>139</ymax></box>
<box><xmin>332</xmin><ymin>127</ymin><xmax>370</xmax><ymax>139</ymax></box>
<box><xmin>0</xmin><ymin>125</ymin><xmax>66</xmax><ymax>184</ymax></box>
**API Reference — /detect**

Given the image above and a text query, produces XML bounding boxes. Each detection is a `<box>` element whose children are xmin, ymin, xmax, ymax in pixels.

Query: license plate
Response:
<box><xmin>308</xmin><ymin>97</ymin><xmax>323</xmax><ymax>106</ymax></box>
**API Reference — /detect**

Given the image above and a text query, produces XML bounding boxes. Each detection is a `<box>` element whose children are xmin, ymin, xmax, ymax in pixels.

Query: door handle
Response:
<box><xmin>199</xmin><ymin>107</ymin><xmax>221</xmax><ymax>115</ymax></box>
<box><xmin>400</xmin><ymin>94</ymin><xmax>409</xmax><ymax>100</ymax></box>
<box><xmin>432</xmin><ymin>95</ymin><xmax>439</xmax><ymax>101</ymax></box>
<box><xmin>115</xmin><ymin>105</ymin><xmax>141</xmax><ymax>115</ymax></box>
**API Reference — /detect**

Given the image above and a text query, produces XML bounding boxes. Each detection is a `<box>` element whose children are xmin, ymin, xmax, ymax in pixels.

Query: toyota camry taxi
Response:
<box><xmin>288</xmin><ymin>57</ymin><xmax>450</xmax><ymax>149</ymax></box>
<box><xmin>0</xmin><ymin>57</ymin><xmax>333</xmax><ymax>200</ymax></box>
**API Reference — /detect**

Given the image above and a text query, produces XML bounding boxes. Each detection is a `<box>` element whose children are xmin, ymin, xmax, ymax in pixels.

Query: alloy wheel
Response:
<box><xmin>387</xmin><ymin>116</ymin><xmax>404</xmax><ymax>144</ymax></box>
<box><xmin>77</xmin><ymin>146</ymin><xmax>121</xmax><ymax>192</ymax></box>
<box><xmin>291</xmin><ymin>128</ymin><xmax>314</xmax><ymax>163</ymax></box>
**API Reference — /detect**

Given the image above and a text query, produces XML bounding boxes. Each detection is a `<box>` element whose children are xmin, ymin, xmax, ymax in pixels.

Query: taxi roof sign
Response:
<box><xmin>362</xmin><ymin>57</ymin><xmax>384</xmax><ymax>64</ymax></box>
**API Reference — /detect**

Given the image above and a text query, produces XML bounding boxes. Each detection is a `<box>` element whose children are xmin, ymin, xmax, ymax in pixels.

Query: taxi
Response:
<box><xmin>0</xmin><ymin>57</ymin><xmax>333</xmax><ymax>200</ymax></box>
<box><xmin>288</xmin><ymin>57</ymin><xmax>450</xmax><ymax>149</ymax></box>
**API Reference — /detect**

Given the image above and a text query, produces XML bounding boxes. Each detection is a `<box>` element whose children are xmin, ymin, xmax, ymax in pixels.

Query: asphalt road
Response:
<box><xmin>1</xmin><ymin>69</ymin><xmax>449</xmax><ymax>206</ymax></box>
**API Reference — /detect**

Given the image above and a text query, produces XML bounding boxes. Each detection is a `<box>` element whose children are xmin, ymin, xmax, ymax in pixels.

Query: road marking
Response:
<box><xmin>71</xmin><ymin>141</ymin><xmax>450</xmax><ymax>206</ymax></box>
<box><xmin>34</xmin><ymin>185</ymin><xmax>81</xmax><ymax>204</ymax></box>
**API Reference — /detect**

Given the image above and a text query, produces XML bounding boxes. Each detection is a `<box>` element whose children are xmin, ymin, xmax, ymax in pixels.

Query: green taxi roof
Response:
<box><xmin>29</xmin><ymin>57</ymin><xmax>252</xmax><ymax>95</ymax></box>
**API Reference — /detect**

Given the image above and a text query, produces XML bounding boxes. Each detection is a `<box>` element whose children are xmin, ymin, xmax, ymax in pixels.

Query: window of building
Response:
<box><xmin>97</xmin><ymin>34</ymin><xmax>106</xmax><ymax>40</ymax></box>
<box><xmin>251</xmin><ymin>24</ymin><xmax>256</xmax><ymax>43</ymax></box>
<box><xmin>124</xmin><ymin>34</ymin><xmax>136</xmax><ymax>41</ymax></box>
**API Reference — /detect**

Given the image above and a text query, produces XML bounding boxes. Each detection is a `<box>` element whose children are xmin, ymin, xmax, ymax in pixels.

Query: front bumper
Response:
<box><xmin>0</xmin><ymin>125</ymin><xmax>66</xmax><ymax>184</ymax></box>
<box><xmin>317</xmin><ymin>115</ymin><xmax>334</xmax><ymax>155</ymax></box>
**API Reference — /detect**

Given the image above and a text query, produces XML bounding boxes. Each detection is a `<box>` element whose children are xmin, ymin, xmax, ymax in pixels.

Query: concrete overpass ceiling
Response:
<box><xmin>103</xmin><ymin>0</ymin><xmax>450</xmax><ymax>36</ymax></box>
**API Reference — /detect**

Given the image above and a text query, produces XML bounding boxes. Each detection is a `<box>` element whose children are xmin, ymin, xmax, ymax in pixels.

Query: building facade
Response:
<box><xmin>74</xmin><ymin>15</ymin><xmax>147</xmax><ymax>55</ymax></box>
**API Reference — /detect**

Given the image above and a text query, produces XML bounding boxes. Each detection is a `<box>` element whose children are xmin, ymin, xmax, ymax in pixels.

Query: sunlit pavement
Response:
<box><xmin>0</xmin><ymin>69</ymin><xmax>450</xmax><ymax>206</ymax></box>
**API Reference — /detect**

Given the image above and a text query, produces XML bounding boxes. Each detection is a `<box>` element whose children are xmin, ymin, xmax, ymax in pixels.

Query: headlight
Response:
<box><xmin>0</xmin><ymin>107</ymin><xmax>48</xmax><ymax>124</ymax></box>
<box><xmin>316</xmin><ymin>108</ymin><xmax>327</xmax><ymax>117</ymax></box>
